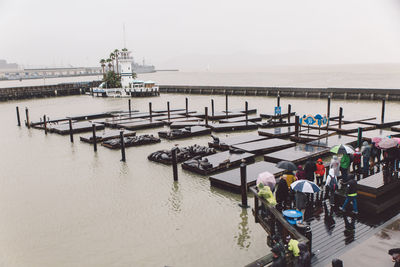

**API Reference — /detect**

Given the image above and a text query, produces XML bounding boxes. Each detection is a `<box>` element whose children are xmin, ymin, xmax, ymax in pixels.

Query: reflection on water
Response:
<box><xmin>235</xmin><ymin>208</ymin><xmax>251</xmax><ymax>250</ymax></box>
<box><xmin>168</xmin><ymin>182</ymin><xmax>182</xmax><ymax>214</ymax></box>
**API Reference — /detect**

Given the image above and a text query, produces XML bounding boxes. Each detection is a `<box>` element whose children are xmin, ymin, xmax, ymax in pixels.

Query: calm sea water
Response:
<box><xmin>0</xmin><ymin>71</ymin><xmax>400</xmax><ymax>266</ymax></box>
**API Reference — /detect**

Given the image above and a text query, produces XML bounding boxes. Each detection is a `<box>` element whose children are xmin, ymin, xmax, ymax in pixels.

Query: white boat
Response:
<box><xmin>92</xmin><ymin>49</ymin><xmax>158</xmax><ymax>97</ymax></box>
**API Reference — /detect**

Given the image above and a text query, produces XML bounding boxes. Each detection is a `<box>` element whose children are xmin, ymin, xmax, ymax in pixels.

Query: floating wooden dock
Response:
<box><xmin>307</xmin><ymin>134</ymin><xmax>357</xmax><ymax>148</ymax></box>
<box><xmin>219</xmin><ymin>115</ymin><xmax>262</xmax><ymax>124</ymax></box>
<box><xmin>232</xmin><ymin>138</ymin><xmax>295</xmax><ymax>155</ymax></box>
<box><xmin>79</xmin><ymin>129</ymin><xmax>136</xmax><ymax>143</ymax></box>
<box><xmin>116</xmin><ymin>120</ymin><xmax>164</xmax><ymax>130</ymax></box>
<box><xmin>181</xmin><ymin>150</ymin><xmax>255</xmax><ymax>175</ymax></box>
<box><xmin>158</xmin><ymin>126</ymin><xmax>211</xmax><ymax>140</ymax></box>
<box><xmin>264</xmin><ymin>144</ymin><xmax>330</xmax><ymax>164</ymax></box>
<box><xmin>208</xmin><ymin>134</ymin><xmax>269</xmax><ymax>150</ymax></box>
<box><xmin>260</xmin><ymin>112</ymin><xmax>296</xmax><ymax>120</ymax></box>
<box><xmin>258</xmin><ymin>126</ymin><xmax>298</xmax><ymax>139</ymax></box>
<box><xmin>102</xmin><ymin>135</ymin><xmax>160</xmax><ymax>149</ymax></box>
<box><xmin>327</xmin><ymin>123</ymin><xmax>376</xmax><ymax>134</ymax></box>
<box><xmin>209</xmin><ymin>122</ymin><xmax>258</xmax><ymax>132</ymax></box>
<box><xmin>348</xmin><ymin>129</ymin><xmax>400</xmax><ymax>142</ymax></box>
<box><xmin>209</xmin><ymin>161</ymin><xmax>284</xmax><ymax>193</ymax></box>
<box><xmin>189</xmin><ymin>111</ymin><xmax>245</xmax><ymax>120</ymax></box>
<box><xmin>51</xmin><ymin>121</ymin><xmax>105</xmax><ymax>135</ymax></box>
<box><xmin>169</xmin><ymin>121</ymin><xmax>206</xmax><ymax>129</ymax></box>
<box><xmin>148</xmin><ymin>145</ymin><xmax>216</xmax><ymax>165</ymax></box>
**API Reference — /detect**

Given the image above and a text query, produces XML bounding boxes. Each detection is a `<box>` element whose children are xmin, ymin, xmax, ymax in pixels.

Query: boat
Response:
<box><xmin>92</xmin><ymin>49</ymin><xmax>158</xmax><ymax>97</ymax></box>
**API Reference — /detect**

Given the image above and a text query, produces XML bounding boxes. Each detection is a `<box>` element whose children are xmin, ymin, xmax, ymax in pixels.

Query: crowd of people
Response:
<box><xmin>260</xmin><ymin>139</ymin><xmax>400</xmax><ymax>267</ymax></box>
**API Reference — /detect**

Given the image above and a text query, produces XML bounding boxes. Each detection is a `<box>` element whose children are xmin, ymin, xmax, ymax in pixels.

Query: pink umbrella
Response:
<box><xmin>256</xmin><ymin>171</ymin><xmax>276</xmax><ymax>190</ymax></box>
<box><xmin>378</xmin><ymin>137</ymin><xmax>399</xmax><ymax>149</ymax></box>
<box><xmin>393</xmin><ymin>137</ymin><xmax>400</xmax><ymax>145</ymax></box>
<box><xmin>372</xmin><ymin>137</ymin><xmax>382</xmax><ymax>146</ymax></box>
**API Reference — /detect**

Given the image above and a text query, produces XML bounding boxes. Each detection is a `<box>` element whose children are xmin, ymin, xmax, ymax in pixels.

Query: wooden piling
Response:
<box><xmin>295</xmin><ymin>115</ymin><xmax>299</xmax><ymax>137</ymax></box>
<box><xmin>211</xmin><ymin>99</ymin><xmax>215</xmax><ymax>116</ymax></box>
<box><xmin>172</xmin><ymin>148</ymin><xmax>178</xmax><ymax>181</ymax></box>
<box><xmin>327</xmin><ymin>96</ymin><xmax>331</xmax><ymax>126</ymax></box>
<box><xmin>25</xmin><ymin>107</ymin><xmax>30</xmax><ymax>128</ymax></box>
<box><xmin>128</xmin><ymin>99</ymin><xmax>131</xmax><ymax>115</ymax></box>
<box><xmin>288</xmin><ymin>104</ymin><xmax>291</xmax><ymax>123</ymax></box>
<box><xmin>239</xmin><ymin>162</ymin><xmax>248</xmax><ymax>208</ymax></box>
<box><xmin>205</xmin><ymin>107</ymin><xmax>209</xmax><ymax>126</ymax></box>
<box><xmin>92</xmin><ymin>124</ymin><xmax>97</xmax><ymax>152</ymax></box>
<box><xmin>357</xmin><ymin>127</ymin><xmax>363</xmax><ymax>148</ymax></box>
<box><xmin>381</xmin><ymin>98</ymin><xmax>385</xmax><ymax>123</ymax></box>
<box><xmin>185</xmin><ymin>97</ymin><xmax>188</xmax><ymax>117</ymax></box>
<box><xmin>120</xmin><ymin>131</ymin><xmax>126</xmax><ymax>162</ymax></box>
<box><xmin>167</xmin><ymin>101</ymin><xmax>171</xmax><ymax>121</ymax></box>
<box><xmin>68</xmin><ymin>119</ymin><xmax>74</xmax><ymax>142</ymax></box>
<box><xmin>16</xmin><ymin>107</ymin><xmax>21</xmax><ymax>126</ymax></box>
<box><xmin>149</xmin><ymin>102</ymin><xmax>152</xmax><ymax>122</ymax></box>
<box><xmin>277</xmin><ymin>94</ymin><xmax>280</xmax><ymax>107</ymax></box>
<box><xmin>339</xmin><ymin>107</ymin><xmax>343</xmax><ymax>129</ymax></box>
<box><xmin>225</xmin><ymin>93</ymin><xmax>228</xmax><ymax>119</ymax></box>
<box><xmin>245</xmin><ymin>101</ymin><xmax>248</xmax><ymax>125</ymax></box>
<box><xmin>43</xmin><ymin>115</ymin><xmax>47</xmax><ymax>135</ymax></box>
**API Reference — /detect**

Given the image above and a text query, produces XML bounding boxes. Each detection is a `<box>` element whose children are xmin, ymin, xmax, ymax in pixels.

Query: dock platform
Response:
<box><xmin>232</xmin><ymin>138</ymin><xmax>295</xmax><ymax>155</ymax></box>
<box><xmin>148</xmin><ymin>145</ymin><xmax>216</xmax><ymax>165</ymax></box>
<box><xmin>80</xmin><ymin>129</ymin><xmax>136</xmax><ymax>143</ymax></box>
<box><xmin>158</xmin><ymin>126</ymin><xmax>211</xmax><ymax>140</ymax></box>
<box><xmin>209</xmin><ymin>122</ymin><xmax>258</xmax><ymax>132</ymax></box>
<box><xmin>208</xmin><ymin>134</ymin><xmax>268</xmax><ymax>150</ymax></box>
<box><xmin>102</xmin><ymin>135</ymin><xmax>160</xmax><ymax>149</ymax></box>
<box><xmin>51</xmin><ymin>122</ymin><xmax>105</xmax><ymax>135</ymax></box>
<box><xmin>264</xmin><ymin>144</ymin><xmax>330</xmax><ymax>164</ymax></box>
<box><xmin>209</xmin><ymin>161</ymin><xmax>284</xmax><ymax>193</ymax></box>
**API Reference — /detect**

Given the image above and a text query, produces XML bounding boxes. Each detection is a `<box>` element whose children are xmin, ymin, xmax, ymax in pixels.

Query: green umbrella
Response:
<box><xmin>330</xmin><ymin>144</ymin><xmax>354</xmax><ymax>154</ymax></box>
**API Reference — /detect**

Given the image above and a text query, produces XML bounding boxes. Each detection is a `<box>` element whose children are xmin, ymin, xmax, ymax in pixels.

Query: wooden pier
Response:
<box><xmin>208</xmin><ymin>134</ymin><xmax>268</xmax><ymax>150</ymax></box>
<box><xmin>158</xmin><ymin>126</ymin><xmax>211</xmax><ymax>140</ymax></box>
<box><xmin>264</xmin><ymin>144</ymin><xmax>330</xmax><ymax>164</ymax></box>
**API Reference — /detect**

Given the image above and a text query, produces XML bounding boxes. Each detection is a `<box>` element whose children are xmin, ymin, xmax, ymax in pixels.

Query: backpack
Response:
<box><xmin>329</xmin><ymin>175</ymin><xmax>338</xmax><ymax>191</ymax></box>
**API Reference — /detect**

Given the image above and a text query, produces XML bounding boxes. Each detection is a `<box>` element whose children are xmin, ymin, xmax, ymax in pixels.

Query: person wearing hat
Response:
<box><xmin>330</xmin><ymin>155</ymin><xmax>340</xmax><ymax>177</ymax></box>
<box><xmin>325</xmin><ymin>168</ymin><xmax>338</xmax><ymax>206</ymax></box>
<box><xmin>271</xmin><ymin>234</ymin><xmax>286</xmax><ymax>267</ymax></box>
<box><xmin>352</xmin><ymin>147</ymin><xmax>362</xmax><ymax>180</ymax></box>
<box><xmin>315</xmin><ymin>158</ymin><xmax>326</xmax><ymax>186</ymax></box>
<box><xmin>389</xmin><ymin>248</ymin><xmax>400</xmax><ymax>267</ymax></box>
<box><xmin>361</xmin><ymin>141</ymin><xmax>371</xmax><ymax>178</ymax></box>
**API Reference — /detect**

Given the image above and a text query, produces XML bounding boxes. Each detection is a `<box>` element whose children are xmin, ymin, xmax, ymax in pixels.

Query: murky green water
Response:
<box><xmin>0</xmin><ymin>93</ymin><xmax>398</xmax><ymax>267</ymax></box>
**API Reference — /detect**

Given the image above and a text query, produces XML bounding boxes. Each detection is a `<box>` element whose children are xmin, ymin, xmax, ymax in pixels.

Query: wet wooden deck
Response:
<box><xmin>264</xmin><ymin>144</ymin><xmax>330</xmax><ymax>164</ymax></box>
<box><xmin>307</xmin><ymin>134</ymin><xmax>357</xmax><ymax>148</ymax></box>
<box><xmin>209</xmin><ymin>122</ymin><xmax>258</xmax><ymax>132</ymax></box>
<box><xmin>219</xmin><ymin>115</ymin><xmax>262</xmax><ymax>123</ymax></box>
<box><xmin>258</xmin><ymin>126</ymin><xmax>298</xmax><ymax>139</ymax></box>
<box><xmin>232</xmin><ymin>138</ymin><xmax>295</xmax><ymax>155</ymax></box>
<box><xmin>327</xmin><ymin>123</ymin><xmax>376</xmax><ymax>134</ymax></box>
<box><xmin>79</xmin><ymin>129</ymin><xmax>136</xmax><ymax>143</ymax></box>
<box><xmin>347</xmin><ymin>129</ymin><xmax>400</xmax><ymax>142</ymax></box>
<box><xmin>158</xmin><ymin>126</ymin><xmax>211</xmax><ymax>140</ymax></box>
<box><xmin>209</xmin><ymin>161</ymin><xmax>284</xmax><ymax>193</ymax></box>
<box><xmin>51</xmin><ymin>122</ymin><xmax>105</xmax><ymax>135</ymax></box>
<box><xmin>208</xmin><ymin>134</ymin><xmax>269</xmax><ymax>150</ymax></box>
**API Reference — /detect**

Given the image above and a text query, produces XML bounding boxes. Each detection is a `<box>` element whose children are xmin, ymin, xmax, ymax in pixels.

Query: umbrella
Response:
<box><xmin>371</xmin><ymin>137</ymin><xmax>382</xmax><ymax>145</ymax></box>
<box><xmin>291</xmin><ymin>180</ymin><xmax>320</xmax><ymax>193</ymax></box>
<box><xmin>330</xmin><ymin>144</ymin><xmax>354</xmax><ymax>154</ymax></box>
<box><xmin>276</xmin><ymin>160</ymin><xmax>297</xmax><ymax>171</ymax></box>
<box><xmin>378</xmin><ymin>137</ymin><xmax>398</xmax><ymax>149</ymax></box>
<box><xmin>393</xmin><ymin>137</ymin><xmax>400</xmax><ymax>145</ymax></box>
<box><xmin>256</xmin><ymin>171</ymin><xmax>276</xmax><ymax>190</ymax></box>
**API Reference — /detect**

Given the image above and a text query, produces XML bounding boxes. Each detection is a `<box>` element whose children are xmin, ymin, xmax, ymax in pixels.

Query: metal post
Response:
<box><xmin>205</xmin><ymin>107</ymin><xmax>208</xmax><ymax>126</ymax></box>
<box><xmin>357</xmin><ymin>127</ymin><xmax>363</xmax><ymax>148</ymax></box>
<box><xmin>239</xmin><ymin>162</ymin><xmax>249</xmax><ymax>208</ymax></box>
<box><xmin>68</xmin><ymin>119</ymin><xmax>74</xmax><ymax>142</ymax></box>
<box><xmin>339</xmin><ymin>107</ymin><xmax>343</xmax><ymax>129</ymax></box>
<box><xmin>185</xmin><ymin>97</ymin><xmax>188</xmax><ymax>117</ymax></box>
<box><xmin>295</xmin><ymin>115</ymin><xmax>299</xmax><ymax>137</ymax></box>
<box><xmin>167</xmin><ymin>101</ymin><xmax>170</xmax><ymax>122</ymax></box>
<box><xmin>172</xmin><ymin>148</ymin><xmax>178</xmax><ymax>181</ymax></box>
<box><xmin>25</xmin><ymin>107</ymin><xmax>30</xmax><ymax>128</ymax></box>
<box><xmin>288</xmin><ymin>104</ymin><xmax>291</xmax><ymax>123</ymax></box>
<box><xmin>149</xmin><ymin>102</ymin><xmax>152</xmax><ymax>122</ymax></box>
<box><xmin>245</xmin><ymin>101</ymin><xmax>248</xmax><ymax>125</ymax></box>
<box><xmin>211</xmin><ymin>99</ymin><xmax>215</xmax><ymax>117</ymax></box>
<box><xmin>92</xmin><ymin>124</ymin><xmax>97</xmax><ymax>152</ymax></box>
<box><xmin>327</xmin><ymin>96</ymin><xmax>331</xmax><ymax>122</ymax></box>
<box><xmin>16</xmin><ymin>107</ymin><xmax>21</xmax><ymax>126</ymax></box>
<box><xmin>43</xmin><ymin>115</ymin><xmax>47</xmax><ymax>135</ymax></box>
<box><xmin>381</xmin><ymin>98</ymin><xmax>385</xmax><ymax>123</ymax></box>
<box><xmin>120</xmin><ymin>131</ymin><xmax>126</xmax><ymax>162</ymax></box>
<box><xmin>128</xmin><ymin>99</ymin><xmax>131</xmax><ymax>116</ymax></box>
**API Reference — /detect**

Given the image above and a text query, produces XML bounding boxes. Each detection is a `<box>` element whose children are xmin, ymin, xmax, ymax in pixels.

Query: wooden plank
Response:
<box><xmin>263</xmin><ymin>144</ymin><xmax>329</xmax><ymax>164</ymax></box>
<box><xmin>232</xmin><ymin>138</ymin><xmax>295</xmax><ymax>155</ymax></box>
<box><xmin>209</xmin><ymin>122</ymin><xmax>258</xmax><ymax>132</ymax></box>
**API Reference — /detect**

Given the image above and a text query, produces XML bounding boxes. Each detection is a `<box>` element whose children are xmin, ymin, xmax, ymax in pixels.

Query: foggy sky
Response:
<box><xmin>1</xmin><ymin>0</ymin><xmax>400</xmax><ymax>71</ymax></box>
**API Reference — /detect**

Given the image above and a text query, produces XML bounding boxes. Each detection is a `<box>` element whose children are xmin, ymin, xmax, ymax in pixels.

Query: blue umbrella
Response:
<box><xmin>290</xmin><ymin>180</ymin><xmax>320</xmax><ymax>193</ymax></box>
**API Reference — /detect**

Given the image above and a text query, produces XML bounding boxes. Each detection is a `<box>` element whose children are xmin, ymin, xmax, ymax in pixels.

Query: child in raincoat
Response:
<box><xmin>257</xmin><ymin>183</ymin><xmax>277</xmax><ymax>206</ymax></box>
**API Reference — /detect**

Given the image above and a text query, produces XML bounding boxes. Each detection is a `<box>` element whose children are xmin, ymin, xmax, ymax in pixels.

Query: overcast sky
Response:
<box><xmin>1</xmin><ymin>0</ymin><xmax>400</xmax><ymax>71</ymax></box>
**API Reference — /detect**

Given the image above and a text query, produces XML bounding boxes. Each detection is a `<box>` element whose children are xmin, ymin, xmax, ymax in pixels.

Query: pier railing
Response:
<box><xmin>159</xmin><ymin>85</ymin><xmax>400</xmax><ymax>101</ymax></box>
<box><xmin>250</xmin><ymin>186</ymin><xmax>310</xmax><ymax>250</ymax></box>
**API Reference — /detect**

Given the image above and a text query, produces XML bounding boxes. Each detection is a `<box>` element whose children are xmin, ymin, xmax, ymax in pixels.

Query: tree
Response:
<box><xmin>122</xmin><ymin>48</ymin><xmax>128</xmax><ymax>52</ymax></box>
<box><xmin>109</xmin><ymin>52</ymin><xmax>115</xmax><ymax>72</ymax></box>
<box><xmin>103</xmin><ymin>71</ymin><xmax>121</xmax><ymax>88</ymax></box>
<box><xmin>113</xmin><ymin>49</ymin><xmax>120</xmax><ymax>74</ymax></box>
<box><xmin>99</xmin><ymin>59</ymin><xmax>106</xmax><ymax>77</ymax></box>
<box><xmin>106</xmin><ymin>58</ymin><xmax>112</xmax><ymax>71</ymax></box>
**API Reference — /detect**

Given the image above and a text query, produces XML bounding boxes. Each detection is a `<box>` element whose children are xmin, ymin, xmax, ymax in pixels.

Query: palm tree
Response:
<box><xmin>100</xmin><ymin>59</ymin><xmax>106</xmax><ymax>77</ymax></box>
<box><xmin>109</xmin><ymin>52</ymin><xmax>115</xmax><ymax>72</ymax></box>
<box><xmin>113</xmin><ymin>49</ymin><xmax>120</xmax><ymax>74</ymax></box>
<box><xmin>122</xmin><ymin>48</ymin><xmax>128</xmax><ymax>52</ymax></box>
<box><xmin>106</xmin><ymin>58</ymin><xmax>112</xmax><ymax>71</ymax></box>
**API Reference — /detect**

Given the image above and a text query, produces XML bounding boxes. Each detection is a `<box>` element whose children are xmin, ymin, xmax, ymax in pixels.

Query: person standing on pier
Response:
<box><xmin>296</xmin><ymin>165</ymin><xmax>306</xmax><ymax>180</ymax></box>
<box><xmin>315</xmin><ymin>158</ymin><xmax>325</xmax><ymax>186</ymax></box>
<box><xmin>340</xmin><ymin>153</ymin><xmax>350</xmax><ymax>182</ymax></box>
<box><xmin>362</xmin><ymin>141</ymin><xmax>371</xmax><ymax>178</ymax></box>
<box><xmin>330</xmin><ymin>155</ymin><xmax>340</xmax><ymax>178</ymax></box>
<box><xmin>304</xmin><ymin>159</ymin><xmax>317</xmax><ymax>203</ymax></box>
<box><xmin>325</xmin><ymin>169</ymin><xmax>338</xmax><ymax>206</ymax></box>
<box><xmin>275</xmin><ymin>177</ymin><xmax>289</xmax><ymax>212</ymax></box>
<box><xmin>352</xmin><ymin>148</ymin><xmax>362</xmax><ymax>180</ymax></box>
<box><xmin>339</xmin><ymin>174</ymin><xmax>358</xmax><ymax>215</ymax></box>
